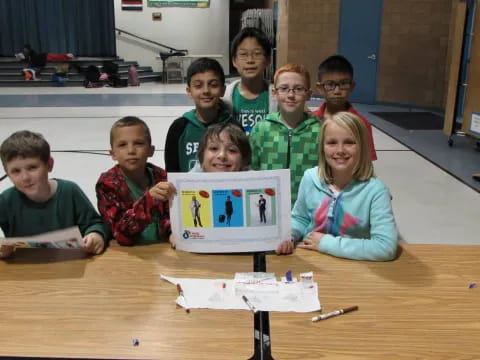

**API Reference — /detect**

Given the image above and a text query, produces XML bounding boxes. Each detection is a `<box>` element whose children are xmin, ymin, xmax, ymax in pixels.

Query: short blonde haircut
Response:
<box><xmin>273</xmin><ymin>63</ymin><xmax>310</xmax><ymax>89</ymax></box>
<box><xmin>318</xmin><ymin>112</ymin><xmax>374</xmax><ymax>183</ymax></box>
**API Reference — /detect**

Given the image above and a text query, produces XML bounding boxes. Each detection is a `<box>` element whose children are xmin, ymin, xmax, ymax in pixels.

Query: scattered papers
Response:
<box><xmin>161</xmin><ymin>271</ymin><xmax>321</xmax><ymax>313</ymax></box>
<box><xmin>0</xmin><ymin>227</ymin><xmax>84</xmax><ymax>249</ymax></box>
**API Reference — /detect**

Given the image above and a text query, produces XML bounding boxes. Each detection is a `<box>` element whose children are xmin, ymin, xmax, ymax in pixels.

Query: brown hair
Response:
<box><xmin>318</xmin><ymin>112</ymin><xmax>374</xmax><ymax>183</ymax></box>
<box><xmin>110</xmin><ymin>116</ymin><xmax>152</xmax><ymax>146</ymax></box>
<box><xmin>197</xmin><ymin>123</ymin><xmax>251</xmax><ymax>170</ymax></box>
<box><xmin>273</xmin><ymin>63</ymin><xmax>311</xmax><ymax>89</ymax></box>
<box><xmin>0</xmin><ymin>130</ymin><xmax>50</xmax><ymax>168</ymax></box>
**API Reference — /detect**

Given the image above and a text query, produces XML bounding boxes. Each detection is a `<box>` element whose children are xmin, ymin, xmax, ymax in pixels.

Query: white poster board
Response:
<box><xmin>0</xmin><ymin>227</ymin><xmax>83</xmax><ymax>249</ymax></box>
<box><xmin>169</xmin><ymin>169</ymin><xmax>291</xmax><ymax>253</ymax></box>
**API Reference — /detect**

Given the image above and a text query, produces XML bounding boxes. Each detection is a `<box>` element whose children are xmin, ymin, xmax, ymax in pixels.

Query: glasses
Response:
<box><xmin>275</xmin><ymin>86</ymin><xmax>308</xmax><ymax>95</ymax></box>
<box><xmin>236</xmin><ymin>50</ymin><xmax>265</xmax><ymax>60</ymax></box>
<box><xmin>320</xmin><ymin>80</ymin><xmax>352</xmax><ymax>91</ymax></box>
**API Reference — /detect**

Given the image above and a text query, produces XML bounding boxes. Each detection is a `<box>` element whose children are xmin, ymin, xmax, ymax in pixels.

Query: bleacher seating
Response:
<box><xmin>0</xmin><ymin>57</ymin><xmax>162</xmax><ymax>86</ymax></box>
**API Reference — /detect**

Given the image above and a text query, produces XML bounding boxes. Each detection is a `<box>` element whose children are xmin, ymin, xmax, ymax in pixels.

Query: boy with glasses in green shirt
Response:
<box><xmin>249</xmin><ymin>63</ymin><xmax>320</xmax><ymax>205</ymax></box>
<box><xmin>312</xmin><ymin>55</ymin><xmax>377</xmax><ymax>160</ymax></box>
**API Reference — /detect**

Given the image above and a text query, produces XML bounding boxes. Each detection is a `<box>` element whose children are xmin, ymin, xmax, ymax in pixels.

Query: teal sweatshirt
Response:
<box><xmin>292</xmin><ymin>167</ymin><xmax>398</xmax><ymax>261</ymax></box>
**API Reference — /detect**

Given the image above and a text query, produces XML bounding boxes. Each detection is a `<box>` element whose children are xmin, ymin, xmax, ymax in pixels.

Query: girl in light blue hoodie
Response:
<box><xmin>279</xmin><ymin>111</ymin><xmax>398</xmax><ymax>260</ymax></box>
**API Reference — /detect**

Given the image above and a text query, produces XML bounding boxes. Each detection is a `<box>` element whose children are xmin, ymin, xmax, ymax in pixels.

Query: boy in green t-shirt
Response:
<box><xmin>223</xmin><ymin>27</ymin><xmax>276</xmax><ymax>135</ymax></box>
<box><xmin>0</xmin><ymin>130</ymin><xmax>107</xmax><ymax>258</ymax></box>
<box><xmin>250</xmin><ymin>63</ymin><xmax>320</xmax><ymax>205</ymax></box>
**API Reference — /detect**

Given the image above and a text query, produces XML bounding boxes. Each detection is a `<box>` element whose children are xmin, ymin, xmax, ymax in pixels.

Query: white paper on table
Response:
<box><xmin>0</xmin><ymin>226</ymin><xmax>84</xmax><ymax>249</ymax></box>
<box><xmin>161</xmin><ymin>273</ymin><xmax>321</xmax><ymax>313</ymax></box>
<box><xmin>168</xmin><ymin>169</ymin><xmax>291</xmax><ymax>253</ymax></box>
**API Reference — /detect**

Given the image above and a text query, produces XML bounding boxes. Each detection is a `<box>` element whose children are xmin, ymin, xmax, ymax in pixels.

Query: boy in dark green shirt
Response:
<box><xmin>164</xmin><ymin>57</ymin><xmax>236</xmax><ymax>172</ymax></box>
<box><xmin>0</xmin><ymin>130</ymin><xmax>107</xmax><ymax>258</ymax></box>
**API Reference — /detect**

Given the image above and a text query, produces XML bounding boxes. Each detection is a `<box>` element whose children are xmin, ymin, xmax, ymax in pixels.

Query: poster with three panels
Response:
<box><xmin>169</xmin><ymin>169</ymin><xmax>291</xmax><ymax>253</ymax></box>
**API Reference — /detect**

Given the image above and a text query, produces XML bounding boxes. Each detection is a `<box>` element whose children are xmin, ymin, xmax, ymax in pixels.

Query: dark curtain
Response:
<box><xmin>0</xmin><ymin>0</ymin><xmax>116</xmax><ymax>57</ymax></box>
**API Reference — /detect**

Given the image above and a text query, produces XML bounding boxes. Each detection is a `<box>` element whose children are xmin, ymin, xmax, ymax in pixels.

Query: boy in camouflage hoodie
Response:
<box><xmin>250</xmin><ymin>63</ymin><xmax>320</xmax><ymax>205</ymax></box>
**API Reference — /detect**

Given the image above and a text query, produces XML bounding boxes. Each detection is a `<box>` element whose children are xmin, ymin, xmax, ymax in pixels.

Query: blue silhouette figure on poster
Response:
<box><xmin>212</xmin><ymin>190</ymin><xmax>243</xmax><ymax>227</ymax></box>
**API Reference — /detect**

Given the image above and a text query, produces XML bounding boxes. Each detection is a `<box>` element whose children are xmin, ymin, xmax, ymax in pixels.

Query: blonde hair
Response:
<box><xmin>273</xmin><ymin>63</ymin><xmax>311</xmax><ymax>89</ymax></box>
<box><xmin>318</xmin><ymin>112</ymin><xmax>374</xmax><ymax>183</ymax></box>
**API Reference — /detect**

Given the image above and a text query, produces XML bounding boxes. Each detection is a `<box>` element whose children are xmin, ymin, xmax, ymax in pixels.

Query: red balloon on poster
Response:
<box><xmin>265</xmin><ymin>188</ymin><xmax>275</xmax><ymax>196</ymax></box>
<box><xmin>232</xmin><ymin>189</ymin><xmax>242</xmax><ymax>197</ymax></box>
<box><xmin>199</xmin><ymin>190</ymin><xmax>210</xmax><ymax>198</ymax></box>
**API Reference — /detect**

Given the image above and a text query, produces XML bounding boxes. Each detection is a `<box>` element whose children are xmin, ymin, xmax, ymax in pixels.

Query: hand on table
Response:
<box><xmin>0</xmin><ymin>245</ymin><xmax>16</xmax><ymax>259</ymax></box>
<box><xmin>83</xmin><ymin>232</ymin><xmax>105</xmax><ymax>255</ymax></box>
<box><xmin>275</xmin><ymin>239</ymin><xmax>294</xmax><ymax>255</ymax></box>
<box><xmin>297</xmin><ymin>231</ymin><xmax>325</xmax><ymax>251</ymax></box>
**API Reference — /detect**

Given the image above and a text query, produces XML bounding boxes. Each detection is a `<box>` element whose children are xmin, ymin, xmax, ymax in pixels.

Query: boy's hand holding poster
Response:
<box><xmin>169</xmin><ymin>169</ymin><xmax>291</xmax><ymax>253</ymax></box>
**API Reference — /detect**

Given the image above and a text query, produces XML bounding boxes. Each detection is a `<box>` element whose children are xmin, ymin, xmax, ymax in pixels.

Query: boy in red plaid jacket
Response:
<box><xmin>96</xmin><ymin>117</ymin><xmax>175</xmax><ymax>245</ymax></box>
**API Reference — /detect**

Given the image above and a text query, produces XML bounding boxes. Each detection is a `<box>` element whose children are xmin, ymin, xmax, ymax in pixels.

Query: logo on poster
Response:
<box><xmin>182</xmin><ymin>230</ymin><xmax>205</xmax><ymax>240</ymax></box>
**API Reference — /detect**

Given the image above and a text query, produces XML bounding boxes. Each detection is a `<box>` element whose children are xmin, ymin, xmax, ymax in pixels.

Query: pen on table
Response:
<box><xmin>311</xmin><ymin>306</ymin><xmax>358</xmax><ymax>322</ymax></box>
<box><xmin>242</xmin><ymin>295</ymin><xmax>258</xmax><ymax>313</ymax></box>
<box><xmin>176</xmin><ymin>283</ymin><xmax>190</xmax><ymax>313</ymax></box>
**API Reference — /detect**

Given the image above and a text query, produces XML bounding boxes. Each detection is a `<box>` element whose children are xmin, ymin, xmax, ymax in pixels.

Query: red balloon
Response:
<box><xmin>232</xmin><ymin>189</ymin><xmax>242</xmax><ymax>197</ymax></box>
<box><xmin>264</xmin><ymin>188</ymin><xmax>275</xmax><ymax>196</ymax></box>
<box><xmin>199</xmin><ymin>190</ymin><xmax>210</xmax><ymax>198</ymax></box>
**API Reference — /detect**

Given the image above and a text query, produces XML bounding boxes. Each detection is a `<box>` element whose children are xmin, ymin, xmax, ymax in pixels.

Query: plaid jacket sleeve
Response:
<box><xmin>95</xmin><ymin>165</ymin><xmax>170</xmax><ymax>245</ymax></box>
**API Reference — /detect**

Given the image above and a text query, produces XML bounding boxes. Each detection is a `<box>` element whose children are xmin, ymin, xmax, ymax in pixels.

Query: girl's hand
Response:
<box><xmin>275</xmin><ymin>239</ymin><xmax>294</xmax><ymax>255</ymax></box>
<box><xmin>149</xmin><ymin>182</ymin><xmax>176</xmax><ymax>202</ymax></box>
<box><xmin>297</xmin><ymin>231</ymin><xmax>325</xmax><ymax>251</ymax></box>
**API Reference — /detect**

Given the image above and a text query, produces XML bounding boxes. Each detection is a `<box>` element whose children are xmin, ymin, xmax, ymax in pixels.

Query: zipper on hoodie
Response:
<box><xmin>286</xmin><ymin>131</ymin><xmax>292</xmax><ymax>167</ymax></box>
<box><xmin>326</xmin><ymin>191</ymin><xmax>342</xmax><ymax>235</ymax></box>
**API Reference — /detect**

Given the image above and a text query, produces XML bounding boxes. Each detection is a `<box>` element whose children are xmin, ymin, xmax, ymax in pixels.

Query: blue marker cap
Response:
<box><xmin>285</xmin><ymin>270</ymin><xmax>292</xmax><ymax>282</ymax></box>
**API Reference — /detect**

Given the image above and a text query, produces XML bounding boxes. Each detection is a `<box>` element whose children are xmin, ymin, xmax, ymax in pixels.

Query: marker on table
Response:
<box><xmin>311</xmin><ymin>306</ymin><xmax>358</xmax><ymax>322</ymax></box>
<box><xmin>285</xmin><ymin>270</ymin><xmax>293</xmax><ymax>282</ymax></box>
<box><xmin>242</xmin><ymin>295</ymin><xmax>258</xmax><ymax>313</ymax></box>
<box><xmin>176</xmin><ymin>283</ymin><xmax>190</xmax><ymax>313</ymax></box>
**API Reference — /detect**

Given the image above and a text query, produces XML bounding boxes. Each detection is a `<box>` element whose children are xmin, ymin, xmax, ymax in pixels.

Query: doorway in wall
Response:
<box><xmin>229</xmin><ymin>0</ymin><xmax>270</xmax><ymax>76</ymax></box>
<box><xmin>338</xmin><ymin>0</ymin><xmax>383</xmax><ymax>104</ymax></box>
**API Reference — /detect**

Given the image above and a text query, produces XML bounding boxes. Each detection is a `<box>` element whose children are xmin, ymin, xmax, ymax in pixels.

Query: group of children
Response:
<box><xmin>0</xmin><ymin>27</ymin><xmax>398</xmax><ymax>262</ymax></box>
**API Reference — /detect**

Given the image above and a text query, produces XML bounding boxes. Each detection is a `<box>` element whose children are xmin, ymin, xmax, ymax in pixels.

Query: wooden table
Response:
<box><xmin>0</xmin><ymin>244</ymin><xmax>479</xmax><ymax>359</ymax></box>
